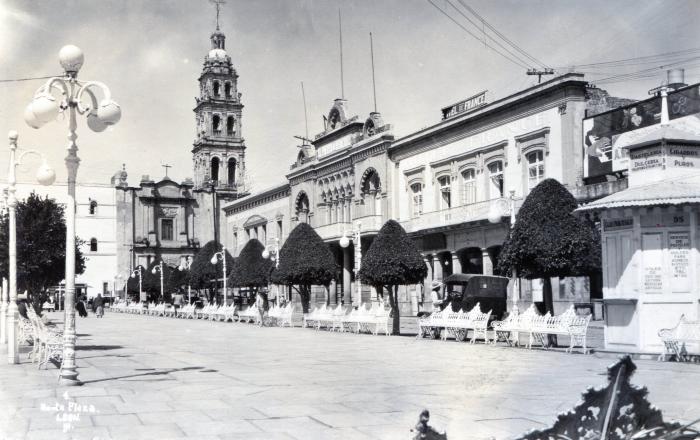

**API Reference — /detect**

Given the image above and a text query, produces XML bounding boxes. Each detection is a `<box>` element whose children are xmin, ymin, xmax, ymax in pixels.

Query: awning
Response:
<box><xmin>577</xmin><ymin>174</ymin><xmax>700</xmax><ymax>211</ymax></box>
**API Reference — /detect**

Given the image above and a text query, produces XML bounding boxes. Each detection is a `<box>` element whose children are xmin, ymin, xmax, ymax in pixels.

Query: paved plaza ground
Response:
<box><xmin>0</xmin><ymin>311</ymin><xmax>698</xmax><ymax>440</ymax></box>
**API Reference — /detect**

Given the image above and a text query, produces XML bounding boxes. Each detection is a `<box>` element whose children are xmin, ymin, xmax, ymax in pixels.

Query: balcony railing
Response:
<box><xmin>400</xmin><ymin>197</ymin><xmax>522</xmax><ymax>233</ymax></box>
<box><xmin>315</xmin><ymin>222</ymin><xmax>351</xmax><ymax>241</ymax></box>
<box><xmin>353</xmin><ymin>214</ymin><xmax>384</xmax><ymax>234</ymax></box>
<box><xmin>315</xmin><ymin>214</ymin><xmax>386</xmax><ymax>241</ymax></box>
<box><xmin>572</xmin><ymin>179</ymin><xmax>628</xmax><ymax>202</ymax></box>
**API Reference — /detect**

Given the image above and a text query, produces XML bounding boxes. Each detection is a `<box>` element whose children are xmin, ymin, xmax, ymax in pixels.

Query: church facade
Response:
<box><xmin>115</xmin><ymin>25</ymin><xmax>247</xmax><ymax>278</ymax></box>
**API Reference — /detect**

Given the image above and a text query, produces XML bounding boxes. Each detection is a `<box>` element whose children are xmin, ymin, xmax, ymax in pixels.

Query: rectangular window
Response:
<box><xmin>461</xmin><ymin>169</ymin><xmax>476</xmax><ymax>205</ymax></box>
<box><xmin>103</xmin><ymin>282</ymin><xmax>109</xmax><ymax>295</ymax></box>
<box><xmin>438</xmin><ymin>176</ymin><xmax>451</xmax><ymax>209</ymax></box>
<box><xmin>161</xmin><ymin>218</ymin><xmax>174</xmax><ymax>241</ymax></box>
<box><xmin>410</xmin><ymin>183</ymin><xmax>423</xmax><ymax>218</ymax></box>
<box><xmin>277</xmin><ymin>220</ymin><xmax>283</xmax><ymax>239</ymax></box>
<box><xmin>488</xmin><ymin>161</ymin><xmax>504</xmax><ymax>199</ymax></box>
<box><xmin>526</xmin><ymin>150</ymin><xmax>545</xmax><ymax>191</ymax></box>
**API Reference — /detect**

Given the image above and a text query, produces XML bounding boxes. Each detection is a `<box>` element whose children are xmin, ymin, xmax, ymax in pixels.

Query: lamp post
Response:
<box><xmin>130</xmin><ymin>267</ymin><xmax>144</xmax><ymax>303</ymax></box>
<box><xmin>5</xmin><ymin>131</ymin><xmax>57</xmax><ymax>364</ymax></box>
<box><xmin>114</xmin><ymin>272</ymin><xmax>129</xmax><ymax>302</ymax></box>
<box><xmin>261</xmin><ymin>238</ymin><xmax>280</xmax><ymax>305</ymax></box>
<box><xmin>488</xmin><ymin>190</ymin><xmax>518</xmax><ymax>309</ymax></box>
<box><xmin>339</xmin><ymin>221</ymin><xmax>362</xmax><ymax>308</ymax></box>
<box><xmin>24</xmin><ymin>45</ymin><xmax>121</xmax><ymax>385</ymax></box>
<box><xmin>178</xmin><ymin>257</ymin><xmax>193</xmax><ymax>304</ymax></box>
<box><xmin>211</xmin><ymin>246</ymin><xmax>228</xmax><ymax>305</ymax></box>
<box><xmin>151</xmin><ymin>261</ymin><xmax>164</xmax><ymax>302</ymax></box>
<box><xmin>1</xmin><ymin>188</ymin><xmax>8</xmax><ymax>347</ymax></box>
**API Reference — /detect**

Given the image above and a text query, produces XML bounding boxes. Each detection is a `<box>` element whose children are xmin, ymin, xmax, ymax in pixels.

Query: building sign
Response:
<box><xmin>316</xmin><ymin>133</ymin><xmax>355</xmax><ymax>158</ymax></box>
<box><xmin>603</xmin><ymin>217</ymin><xmax>633</xmax><ymax>232</ymax></box>
<box><xmin>642</xmin><ymin>233</ymin><xmax>663</xmax><ymax>294</ymax></box>
<box><xmin>630</xmin><ymin>146</ymin><xmax>664</xmax><ymax>172</ymax></box>
<box><xmin>668</xmin><ymin>145</ymin><xmax>700</xmax><ymax>169</ymax></box>
<box><xmin>669</xmin><ymin>231</ymin><xmax>691</xmax><ymax>293</ymax></box>
<box><xmin>441</xmin><ymin>91</ymin><xmax>488</xmax><ymax>119</ymax></box>
<box><xmin>583</xmin><ymin>83</ymin><xmax>700</xmax><ymax>179</ymax></box>
<box><xmin>640</xmin><ymin>212</ymin><xmax>689</xmax><ymax>228</ymax></box>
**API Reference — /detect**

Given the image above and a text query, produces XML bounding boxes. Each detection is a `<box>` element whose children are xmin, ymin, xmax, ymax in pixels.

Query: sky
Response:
<box><xmin>1</xmin><ymin>0</ymin><xmax>699</xmax><ymax>190</ymax></box>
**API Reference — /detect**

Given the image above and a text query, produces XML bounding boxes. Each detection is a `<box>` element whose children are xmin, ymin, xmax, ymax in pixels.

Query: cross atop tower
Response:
<box><xmin>210</xmin><ymin>0</ymin><xmax>226</xmax><ymax>30</ymax></box>
<box><xmin>162</xmin><ymin>163</ymin><xmax>172</xmax><ymax>177</ymax></box>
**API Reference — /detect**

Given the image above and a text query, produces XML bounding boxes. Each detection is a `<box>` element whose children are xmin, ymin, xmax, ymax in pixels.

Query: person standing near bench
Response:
<box><xmin>93</xmin><ymin>294</ymin><xmax>104</xmax><ymax>318</ymax></box>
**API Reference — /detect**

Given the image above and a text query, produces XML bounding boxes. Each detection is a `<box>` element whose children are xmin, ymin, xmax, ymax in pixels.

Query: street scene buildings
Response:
<box><xmin>1</xmin><ymin>1</ymin><xmax>699</xmax><ymax>439</ymax></box>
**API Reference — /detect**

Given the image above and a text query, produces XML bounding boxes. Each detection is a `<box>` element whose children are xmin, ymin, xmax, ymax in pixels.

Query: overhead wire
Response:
<box><xmin>554</xmin><ymin>48</ymin><xmax>700</xmax><ymax>70</ymax></box>
<box><xmin>455</xmin><ymin>0</ymin><xmax>549</xmax><ymax>69</ymax></box>
<box><xmin>443</xmin><ymin>0</ymin><xmax>535</xmax><ymax>69</ymax></box>
<box><xmin>0</xmin><ymin>75</ymin><xmax>59</xmax><ymax>84</ymax></box>
<box><xmin>425</xmin><ymin>0</ymin><xmax>530</xmax><ymax>69</ymax></box>
<box><xmin>591</xmin><ymin>56</ymin><xmax>700</xmax><ymax>85</ymax></box>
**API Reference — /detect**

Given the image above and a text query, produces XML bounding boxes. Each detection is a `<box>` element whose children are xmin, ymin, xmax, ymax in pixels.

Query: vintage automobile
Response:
<box><xmin>438</xmin><ymin>273</ymin><xmax>510</xmax><ymax>320</ymax></box>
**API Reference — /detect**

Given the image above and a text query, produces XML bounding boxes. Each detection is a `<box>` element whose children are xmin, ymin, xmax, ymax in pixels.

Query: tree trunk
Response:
<box><xmin>542</xmin><ymin>277</ymin><xmax>557</xmax><ymax>346</ymax></box>
<box><xmin>325</xmin><ymin>284</ymin><xmax>330</xmax><ymax>306</ymax></box>
<box><xmin>299</xmin><ymin>285</ymin><xmax>310</xmax><ymax>313</ymax></box>
<box><xmin>389</xmin><ymin>285</ymin><xmax>400</xmax><ymax>336</ymax></box>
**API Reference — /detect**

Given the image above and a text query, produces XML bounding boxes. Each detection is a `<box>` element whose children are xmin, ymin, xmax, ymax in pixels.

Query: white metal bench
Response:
<box><xmin>303</xmin><ymin>304</ymin><xmax>328</xmax><ymax>329</ymax></box>
<box><xmin>443</xmin><ymin>303</ymin><xmax>492</xmax><ymax>343</ymax></box>
<box><xmin>529</xmin><ymin>306</ymin><xmax>591</xmax><ymax>354</ymax></box>
<box><xmin>417</xmin><ymin>303</ymin><xmax>451</xmax><ymax>340</ymax></box>
<box><xmin>236</xmin><ymin>305</ymin><xmax>259</xmax><ymax>323</ymax></box>
<box><xmin>658</xmin><ymin>315</ymin><xmax>700</xmax><ymax>362</ymax></box>
<box><xmin>363</xmin><ymin>305</ymin><xmax>391</xmax><ymax>335</ymax></box>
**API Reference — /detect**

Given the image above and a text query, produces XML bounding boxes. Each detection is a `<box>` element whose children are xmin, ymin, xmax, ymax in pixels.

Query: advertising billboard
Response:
<box><xmin>583</xmin><ymin>83</ymin><xmax>700</xmax><ymax>179</ymax></box>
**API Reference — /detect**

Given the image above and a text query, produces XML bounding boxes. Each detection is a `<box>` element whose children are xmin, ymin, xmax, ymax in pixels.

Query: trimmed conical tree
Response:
<box><xmin>270</xmin><ymin>223</ymin><xmax>337</xmax><ymax>313</ymax></box>
<box><xmin>229</xmin><ymin>238</ymin><xmax>273</xmax><ymax>295</ymax></box>
<box><xmin>359</xmin><ymin>220</ymin><xmax>427</xmax><ymax>335</ymax></box>
<box><xmin>497</xmin><ymin>178</ymin><xmax>601</xmax><ymax>317</ymax></box>
<box><xmin>189</xmin><ymin>240</ymin><xmax>235</xmax><ymax>302</ymax></box>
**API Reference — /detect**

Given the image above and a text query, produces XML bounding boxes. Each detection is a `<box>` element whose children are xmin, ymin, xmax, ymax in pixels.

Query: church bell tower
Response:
<box><xmin>192</xmin><ymin>14</ymin><xmax>246</xmax><ymax>199</ymax></box>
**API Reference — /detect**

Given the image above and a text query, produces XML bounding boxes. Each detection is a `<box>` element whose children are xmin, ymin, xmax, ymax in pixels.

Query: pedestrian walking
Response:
<box><xmin>93</xmin><ymin>294</ymin><xmax>104</xmax><ymax>318</ymax></box>
<box><xmin>76</xmin><ymin>296</ymin><xmax>88</xmax><ymax>318</ymax></box>
<box><xmin>173</xmin><ymin>291</ymin><xmax>183</xmax><ymax>313</ymax></box>
<box><xmin>256</xmin><ymin>289</ymin><xmax>267</xmax><ymax>326</ymax></box>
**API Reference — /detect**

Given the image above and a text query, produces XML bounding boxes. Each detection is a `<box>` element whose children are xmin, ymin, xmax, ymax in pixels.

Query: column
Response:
<box><xmin>0</xmin><ymin>278</ymin><xmax>7</xmax><ymax>345</ymax></box>
<box><xmin>433</xmin><ymin>255</ymin><xmax>443</xmax><ymax>282</ymax></box>
<box><xmin>482</xmin><ymin>248</ymin><xmax>493</xmax><ymax>275</ymax></box>
<box><xmin>451</xmin><ymin>251</ymin><xmax>462</xmax><ymax>274</ymax></box>
<box><xmin>343</xmin><ymin>246</ymin><xmax>352</xmax><ymax>305</ymax></box>
<box><xmin>423</xmin><ymin>255</ymin><xmax>433</xmax><ymax>304</ymax></box>
<box><xmin>329</xmin><ymin>280</ymin><xmax>337</xmax><ymax>305</ymax></box>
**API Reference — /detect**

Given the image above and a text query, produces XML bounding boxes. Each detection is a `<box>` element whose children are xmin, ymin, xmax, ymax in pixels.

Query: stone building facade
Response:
<box><xmin>13</xmin><ymin>180</ymin><xmax>118</xmax><ymax>299</ymax></box>
<box><xmin>224</xmin><ymin>73</ymin><xmax>631</xmax><ymax>315</ymax></box>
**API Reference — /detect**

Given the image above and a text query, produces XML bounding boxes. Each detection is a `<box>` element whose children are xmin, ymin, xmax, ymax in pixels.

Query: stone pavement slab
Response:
<box><xmin>0</xmin><ymin>311</ymin><xmax>697</xmax><ymax>440</ymax></box>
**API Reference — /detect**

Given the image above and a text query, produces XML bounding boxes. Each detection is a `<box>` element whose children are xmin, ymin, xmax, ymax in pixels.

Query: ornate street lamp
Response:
<box><xmin>5</xmin><ymin>131</ymin><xmax>56</xmax><ymax>364</ymax></box>
<box><xmin>488</xmin><ymin>190</ymin><xmax>519</xmax><ymax>309</ymax></box>
<box><xmin>339</xmin><ymin>221</ymin><xmax>362</xmax><ymax>308</ymax></box>
<box><xmin>261</xmin><ymin>238</ymin><xmax>280</xmax><ymax>305</ymax></box>
<box><xmin>178</xmin><ymin>256</ymin><xmax>193</xmax><ymax>304</ymax></box>
<box><xmin>151</xmin><ymin>261</ymin><xmax>164</xmax><ymax>302</ymax></box>
<box><xmin>130</xmin><ymin>267</ymin><xmax>144</xmax><ymax>303</ymax></box>
<box><xmin>25</xmin><ymin>45</ymin><xmax>121</xmax><ymax>385</ymax></box>
<box><xmin>1</xmin><ymin>188</ymin><xmax>8</xmax><ymax>348</ymax></box>
<box><xmin>210</xmin><ymin>246</ymin><xmax>228</xmax><ymax>305</ymax></box>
